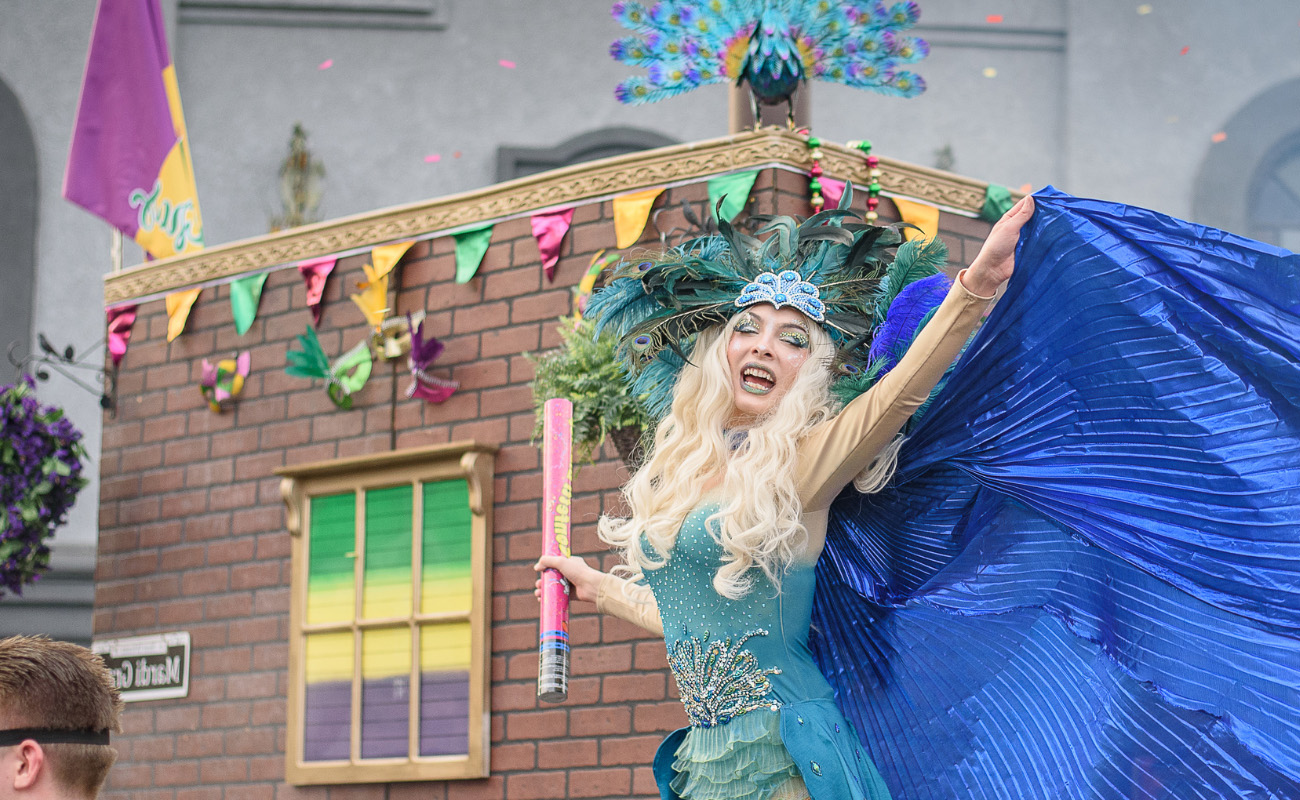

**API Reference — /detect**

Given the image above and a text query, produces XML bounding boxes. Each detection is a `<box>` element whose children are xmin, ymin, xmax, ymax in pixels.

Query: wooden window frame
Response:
<box><xmin>278</xmin><ymin>442</ymin><xmax>495</xmax><ymax>785</ymax></box>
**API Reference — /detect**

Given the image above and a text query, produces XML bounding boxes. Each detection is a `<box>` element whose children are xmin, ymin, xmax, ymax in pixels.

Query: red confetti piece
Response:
<box><xmin>1179</xmin><ymin>46</ymin><xmax>1190</xmax><ymax>55</ymax></box>
<box><xmin>453</xmin><ymin>151</ymin><xmax>462</xmax><ymax>159</ymax></box>
<box><xmin>318</xmin><ymin>59</ymin><xmax>334</xmax><ymax>70</ymax></box>
<box><xmin>1018</xmin><ymin>183</ymin><xmax>1033</xmax><ymax>193</ymax></box>
<box><xmin>1211</xmin><ymin>132</ymin><xmax>1227</xmax><ymax>143</ymax></box>
<box><xmin>986</xmin><ymin>14</ymin><xmax>1004</xmax><ymax>23</ymax></box>
<box><xmin>498</xmin><ymin>59</ymin><xmax>517</xmax><ymax>69</ymax></box>
<box><xmin>424</xmin><ymin>154</ymin><xmax>441</xmax><ymax>163</ymax></box>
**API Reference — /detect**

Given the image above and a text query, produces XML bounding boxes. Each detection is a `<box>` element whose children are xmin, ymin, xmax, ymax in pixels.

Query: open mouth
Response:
<box><xmin>741</xmin><ymin>365</ymin><xmax>776</xmax><ymax>395</ymax></box>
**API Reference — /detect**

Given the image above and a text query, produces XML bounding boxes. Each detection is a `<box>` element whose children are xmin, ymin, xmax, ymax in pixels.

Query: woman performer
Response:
<box><xmin>537</xmin><ymin>194</ymin><xmax>1032</xmax><ymax>800</ymax></box>
<box><xmin>538</xmin><ymin>188</ymin><xmax>1300</xmax><ymax>800</ymax></box>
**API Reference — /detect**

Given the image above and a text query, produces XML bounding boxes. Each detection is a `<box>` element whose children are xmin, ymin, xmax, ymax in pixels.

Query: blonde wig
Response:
<box><xmin>599</xmin><ymin>313</ymin><xmax>841</xmax><ymax>599</ymax></box>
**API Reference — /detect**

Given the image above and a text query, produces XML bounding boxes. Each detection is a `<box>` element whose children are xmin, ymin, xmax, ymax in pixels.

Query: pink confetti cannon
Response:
<box><xmin>537</xmin><ymin>398</ymin><xmax>573</xmax><ymax>703</ymax></box>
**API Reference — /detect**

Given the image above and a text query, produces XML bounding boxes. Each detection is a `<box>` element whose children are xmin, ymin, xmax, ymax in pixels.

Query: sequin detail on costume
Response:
<box><xmin>667</xmin><ymin>629</ymin><xmax>781</xmax><ymax>728</ymax></box>
<box><xmin>735</xmin><ymin>271</ymin><xmax>826</xmax><ymax>321</ymax></box>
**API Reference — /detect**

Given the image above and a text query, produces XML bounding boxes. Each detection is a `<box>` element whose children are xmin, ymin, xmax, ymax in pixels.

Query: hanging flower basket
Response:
<box><xmin>528</xmin><ymin>316</ymin><xmax>649</xmax><ymax>469</ymax></box>
<box><xmin>0</xmin><ymin>377</ymin><xmax>87</xmax><ymax>597</ymax></box>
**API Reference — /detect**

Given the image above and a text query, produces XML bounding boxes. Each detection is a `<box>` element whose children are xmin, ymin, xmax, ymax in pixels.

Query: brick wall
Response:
<box><xmin>95</xmin><ymin>165</ymin><xmax>995</xmax><ymax>800</ymax></box>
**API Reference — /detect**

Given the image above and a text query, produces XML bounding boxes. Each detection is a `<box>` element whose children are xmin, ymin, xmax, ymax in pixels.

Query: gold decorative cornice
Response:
<box><xmin>104</xmin><ymin>128</ymin><xmax>997</xmax><ymax>304</ymax></box>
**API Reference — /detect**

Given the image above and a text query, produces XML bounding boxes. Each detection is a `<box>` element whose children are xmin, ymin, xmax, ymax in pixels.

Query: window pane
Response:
<box><xmin>421</xmin><ymin>480</ymin><xmax>472</xmax><ymax>615</ymax></box>
<box><xmin>419</xmin><ymin>622</ymin><xmax>471</xmax><ymax>756</ymax></box>
<box><xmin>363</xmin><ymin>485</ymin><xmax>413</xmax><ymax>619</ymax></box>
<box><xmin>307</xmin><ymin>493</ymin><xmax>355</xmax><ymax>625</ymax></box>
<box><xmin>303</xmin><ymin>632</ymin><xmax>353</xmax><ymax>761</ymax></box>
<box><xmin>361</xmin><ymin>627</ymin><xmax>412</xmax><ymax>759</ymax></box>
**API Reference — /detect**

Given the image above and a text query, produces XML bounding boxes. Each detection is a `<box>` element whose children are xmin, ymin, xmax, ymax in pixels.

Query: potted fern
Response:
<box><xmin>528</xmin><ymin>317</ymin><xmax>649</xmax><ymax>469</ymax></box>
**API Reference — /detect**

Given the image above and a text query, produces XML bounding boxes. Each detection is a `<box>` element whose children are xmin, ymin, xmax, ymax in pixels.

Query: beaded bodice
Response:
<box><xmin>640</xmin><ymin>502</ymin><xmax>836</xmax><ymax>729</ymax></box>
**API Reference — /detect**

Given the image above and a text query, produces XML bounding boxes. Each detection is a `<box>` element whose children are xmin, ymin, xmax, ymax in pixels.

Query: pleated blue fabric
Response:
<box><xmin>811</xmin><ymin>187</ymin><xmax>1300</xmax><ymax>799</ymax></box>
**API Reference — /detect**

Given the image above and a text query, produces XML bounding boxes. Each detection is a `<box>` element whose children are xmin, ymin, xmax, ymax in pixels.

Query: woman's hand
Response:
<box><xmin>961</xmin><ymin>194</ymin><xmax>1036</xmax><ymax>297</ymax></box>
<box><xmin>534</xmin><ymin>554</ymin><xmax>606</xmax><ymax>604</ymax></box>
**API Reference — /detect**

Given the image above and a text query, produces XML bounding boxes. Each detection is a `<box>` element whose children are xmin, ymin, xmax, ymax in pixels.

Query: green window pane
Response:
<box><xmin>421</xmin><ymin>480</ymin><xmax>472</xmax><ymax>615</ymax></box>
<box><xmin>307</xmin><ymin>492</ymin><xmax>355</xmax><ymax>625</ymax></box>
<box><xmin>362</xmin><ymin>485</ymin><xmax>413</xmax><ymax>619</ymax></box>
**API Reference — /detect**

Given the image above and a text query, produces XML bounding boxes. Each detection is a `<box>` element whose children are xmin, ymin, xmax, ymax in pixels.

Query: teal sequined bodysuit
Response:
<box><xmin>640</xmin><ymin>505</ymin><xmax>893</xmax><ymax>800</ymax></box>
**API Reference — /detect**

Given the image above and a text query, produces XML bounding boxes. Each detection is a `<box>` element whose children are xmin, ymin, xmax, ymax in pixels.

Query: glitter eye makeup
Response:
<box><xmin>734</xmin><ymin>314</ymin><xmax>759</xmax><ymax>333</ymax></box>
<box><xmin>780</xmin><ymin>329</ymin><xmax>810</xmax><ymax>349</ymax></box>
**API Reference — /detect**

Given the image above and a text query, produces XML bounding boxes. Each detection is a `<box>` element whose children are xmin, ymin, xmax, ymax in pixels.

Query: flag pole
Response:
<box><xmin>111</xmin><ymin>228</ymin><xmax>123</xmax><ymax>274</ymax></box>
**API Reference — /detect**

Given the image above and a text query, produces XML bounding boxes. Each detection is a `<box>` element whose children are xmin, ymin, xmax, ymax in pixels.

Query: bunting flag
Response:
<box><xmin>531</xmin><ymin>208</ymin><xmax>575</xmax><ymax>281</ymax></box>
<box><xmin>370</xmin><ymin>240</ymin><xmax>415</xmax><ymax>280</ymax></box>
<box><xmin>453</xmin><ymin>224</ymin><xmax>494</xmax><ymax>284</ymax></box>
<box><xmin>199</xmin><ymin>351</ymin><xmax>250</xmax><ymax>412</ymax></box>
<box><xmin>164</xmin><ymin>287</ymin><xmax>201</xmax><ymax>342</ymax></box>
<box><xmin>64</xmin><ymin>0</ymin><xmax>204</xmax><ymax>259</ymax></box>
<box><xmin>707</xmin><ymin>170</ymin><xmax>759</xmax><ymax>222</ymax></box>
<box><xmin>230</xmin><ymin>272</ymin><xmax>269</xmax><ymax>336</ymax></box>
<box><xmin>981</xmin><ymin>183</ymin><xmax>1015</xmax><ymax>221</ymax></box>
<box><xmin>350</xmin><ymin>263</ymin><xmax>390</xmax><ymax>332</ymax></box>
<box><xmin>297</xmin><ymin>256</ymin><xmax>337</xmax><ymax>326</ymax></box>
<box><xmin>820</xmin><ymin>177</ymin><xmax>847</xmax><ymax>211</ymax></box>
<box><xmin>613</xmin><ymin>187</ymin><xmax>664</xmax><ymax>249</ymax></box>
<box><xmin>891</xmin><ymin>196</ymin><xmax>940</xmax><ymax>241</ymax></box>
<box><xmin>106</xmin><ymin>305</ymin><xmax>137</xmax><ymax>368</ymax></box>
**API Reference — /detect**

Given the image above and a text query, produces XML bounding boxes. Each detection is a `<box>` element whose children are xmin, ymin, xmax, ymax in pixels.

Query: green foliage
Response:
<box><xmin>528</xmin><ymin>317</ymin><xmax>649</xmax><ymax>464</ymax></box>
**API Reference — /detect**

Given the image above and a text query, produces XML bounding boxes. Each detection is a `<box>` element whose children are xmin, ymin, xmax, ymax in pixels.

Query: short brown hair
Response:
<box><xmin>0</xmin><ymin>636</ymin><xmax>123</xmax><ymax>798</ymax></box>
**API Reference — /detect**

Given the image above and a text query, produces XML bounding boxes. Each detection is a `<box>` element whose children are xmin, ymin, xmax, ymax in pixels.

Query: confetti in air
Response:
<box><xmin>1211</xmin><ymin>132</ymin><xmax>1228</xmax><ymax>143</ymax></box>
<box><xmin>986</xmin><ymin>14</ymin><xmax>1003</xmax><ymax>23</ymax></box>
<box><xmin>498</xmin><ymin>59</ymin><xmax>517</xmax><ymax>69</ymax></box>
<box><xmin>424</xmin><ymin>154</ymin><xmax>441</xmax><ymax>163</ymax></box>
<box><xmin>1137</xmin><ymin>4</ymin><xmax>1153</xmax><ymax>14</ymax></box>
<box><xmin>1179</xmin><ymin>46</ymin><xmax>1190</xmax><ymax>55</ymax></box>
<box><xmin>318</xmin><ymin>59</ymin><xmax>333</xmax><ymax>70</ymax></box>
<box><xmin>983</xmin><ymin>67</ymin><xmax>998</xmax><ymax>78</ymax></box>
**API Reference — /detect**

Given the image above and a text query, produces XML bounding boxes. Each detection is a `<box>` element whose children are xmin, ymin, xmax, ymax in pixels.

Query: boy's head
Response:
<box><xmin>0</xmin><ymin>636</ymin><xmax>122</xmax><ymax>799</ymax></box>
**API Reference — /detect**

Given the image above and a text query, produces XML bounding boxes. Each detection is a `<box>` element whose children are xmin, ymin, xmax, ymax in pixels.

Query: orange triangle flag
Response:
<box><xmin>613</xmin><ymin>187</ymin><xmax>664</xmax><ymax>249</ymax></box>
<box><xmin>165</xmin><ymin>288</ymin><xmax>202</xmax><ymax>342</ymax></box>
<box><xmin>891</xmin><ymin>197</ymin><xmax>940</xmax><ymax>242</ymax></box>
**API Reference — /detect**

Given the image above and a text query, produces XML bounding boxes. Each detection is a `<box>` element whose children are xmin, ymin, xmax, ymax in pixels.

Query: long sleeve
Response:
<box><xmin>594</xmin><ymin>572</ymin><xmax>664</xmax><ymax>637</ymax></box>
<box><xmin>795</xmin><ymin>272</ymin><xmax>993</xmax><ymax>511</ymax></box>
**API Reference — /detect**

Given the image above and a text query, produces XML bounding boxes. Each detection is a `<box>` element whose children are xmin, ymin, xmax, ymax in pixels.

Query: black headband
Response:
<box><xmin>0</xmin><ymin>728</ymin><xmax>110</xmax><ymax>747</ymax></box>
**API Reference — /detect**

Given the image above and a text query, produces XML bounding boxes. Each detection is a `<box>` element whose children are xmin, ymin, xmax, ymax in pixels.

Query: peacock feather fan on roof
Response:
<box><xmin>586</xmin><ymin>189</ymin><xmax>952</xmax><ymax>421</ymax></box>
<box><xmin>611</xmin><ymin>0</ymin><xmax>928</xmax><ymax>107</ymax></box>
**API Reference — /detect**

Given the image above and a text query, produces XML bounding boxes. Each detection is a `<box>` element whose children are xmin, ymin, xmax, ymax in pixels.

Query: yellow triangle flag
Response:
<box><xmin>370</xmin><ymin>240</ymin><xmax>415</xmax><ymax>280</ymax></box>
<box><xmin>891</xmin><ymin>197</ymin><xmax>940</xmax><ymax>242</ymax></box>
<box><xmin>351</xmin><ymin>263</ymin><xmax>389</xmax><ymax>332</ymax></box>
<box><xmin>164</xmin><ymin>287</ymin><xmax>202</xmax><ymax>342</ymax></box>
<box><xmin>614</xmin><ymin>187</ymin><xmax>664</xmax><ymax>249</ymax></box>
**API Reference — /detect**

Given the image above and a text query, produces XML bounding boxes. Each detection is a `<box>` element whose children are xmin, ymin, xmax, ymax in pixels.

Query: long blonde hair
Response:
<box><xmin>598</xmin><ymin>313</ymin><xmax>838</xmax><ymax>599</ymax></box>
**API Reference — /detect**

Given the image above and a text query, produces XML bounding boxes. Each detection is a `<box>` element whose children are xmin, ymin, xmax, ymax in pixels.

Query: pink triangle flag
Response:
<box><xmin>298</xmin><ymin>256</ymin><xmax>337</xmax><ymax>326</ymax></box>
<box><xmin>106</xmin><ymin>305</ymin><xmax>138</xmax><ymax>368</ymax></box>
<box><xmin>821</xmin><ymin>177</ymin><xmax>847</xmax><ymax>210</ymax></box>
<box><xmin>531</xmin><ymin>208</ymin><xmax>575</xmax><ymax>281</ymax></box>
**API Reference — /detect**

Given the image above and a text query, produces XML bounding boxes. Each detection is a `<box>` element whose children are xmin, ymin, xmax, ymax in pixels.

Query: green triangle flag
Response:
<box><xmin>980</xmin><ymin>184</ymin><xmax>1015</xmax><ymax>221</ymax></box>
<box><xmin>231</xmin><ymin>272</ymin><xmax>269</xmax><ymax>335</ymax></box>
<box><xmin>453</xmin><ymin>223</ymin><xmax>494</xmax><ymax>284</ymax></box>
<box><xmin>708</xmin><ymin>170</ymin><xmax>759</xmax><ymax>222</ymax></box>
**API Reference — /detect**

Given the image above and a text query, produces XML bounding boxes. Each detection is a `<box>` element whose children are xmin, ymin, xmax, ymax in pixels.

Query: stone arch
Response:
<box><xmin>496</xmin><ymin>126</ymin><xmax>679</xmax><ymax>182</ymax></box>
<box><xmin>1192</xmin><ymin>76</ymin><xmax>1300</xmax><ymax>247</ymax></box>
<box><xmin>0</xmin><ymin>75</ymin><xmax>37</xmax><ymax>384</ymax></box>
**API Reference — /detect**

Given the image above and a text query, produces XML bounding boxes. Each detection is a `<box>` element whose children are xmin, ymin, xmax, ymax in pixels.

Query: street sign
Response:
<box><xmin>92</xmin><ymin>631</ymin><xmax>190</xmax><ymax>702</ymax></box>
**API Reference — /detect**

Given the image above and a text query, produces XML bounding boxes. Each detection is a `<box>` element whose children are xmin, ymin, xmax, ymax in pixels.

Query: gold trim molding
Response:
<box><xmin>104</xmin><ymin>128</ymin><xmax>996</xmax><ymax>304</ymax></box>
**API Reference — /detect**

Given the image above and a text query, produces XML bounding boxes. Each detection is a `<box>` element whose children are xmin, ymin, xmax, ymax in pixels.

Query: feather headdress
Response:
<box><xmin>586</xmin><ymin>188</ymin><xmax>952</xmax><ymax>421</ymax></box>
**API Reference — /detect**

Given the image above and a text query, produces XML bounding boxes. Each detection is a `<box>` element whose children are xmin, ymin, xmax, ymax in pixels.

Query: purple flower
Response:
<box><xmin>0</xmin><ymin>377</ymin><xmax>87</xmax><ymax>597</ymax></box>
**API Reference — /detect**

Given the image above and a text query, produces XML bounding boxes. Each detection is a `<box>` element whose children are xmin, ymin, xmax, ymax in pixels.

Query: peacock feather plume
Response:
<box><xmin>611</xmin><ymin>0</ymin><xmax>928</xmax><ymax>108</ymax></box>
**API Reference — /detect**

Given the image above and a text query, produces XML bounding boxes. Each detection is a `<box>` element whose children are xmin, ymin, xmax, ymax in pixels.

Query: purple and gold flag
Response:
<box><xmin>64</xmin><ymin>0</ymin><xmax>204</xmax><ymax>260</ymax></box>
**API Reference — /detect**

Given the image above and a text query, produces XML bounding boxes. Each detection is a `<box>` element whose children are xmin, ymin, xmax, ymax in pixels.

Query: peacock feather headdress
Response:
<box><xmin>585</xmin><ymin>188</ymin><xmax>951</xmax><ymax>421</ymax></box>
